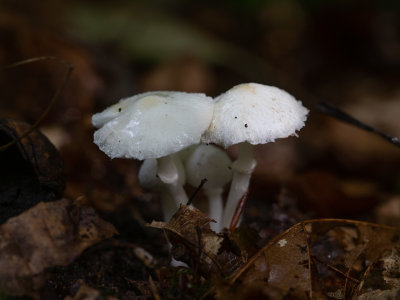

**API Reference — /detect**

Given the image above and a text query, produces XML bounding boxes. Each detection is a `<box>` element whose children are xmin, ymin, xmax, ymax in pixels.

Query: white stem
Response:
<box><xmin>160</xmin><ymin>191</ymin><xmax>178</xmax><ymax>221</ymax></box>
<box><xmin>157</xmin><ymin>156</ymin><xmax>178</xmax><ymax>184</ymax></box>
<box><xmin>221</xmin><ymin>142</ymin><xmax>256</xmax><ymax>229</ymax></box>
<box><xmin>157</xmin><ymin>155</ymin><xmax>189</xmax><ymax>208</ymax></box>
<box><xmin>204</xmin><ymin>188</ymin><xmax>224</xmax><ymax>232</ymax></box>
<box><xmin>166</xmin><ymin>183</ymin><xmax>188</xmax><ymax>208</ymax></box>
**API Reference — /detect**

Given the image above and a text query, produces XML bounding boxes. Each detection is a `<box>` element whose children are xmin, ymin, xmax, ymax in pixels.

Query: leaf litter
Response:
<box><xmin>147</xmin><ymin>205</ymin><xmax>400</xmax><ymax>299</ymax></box>
<box><xmin>0</xmin><ymin>198</ymin><xmax>117</xmax><ymax>297</ymax></box>
<box><xmin>227</xmin><ymin>219</ymin><xmax>399</xmax><ymax>299</ymax></box>
<box><xmin>148</xmin><ymin>205</ymin><xmax>243</xmax><ymax>279</ymax></box>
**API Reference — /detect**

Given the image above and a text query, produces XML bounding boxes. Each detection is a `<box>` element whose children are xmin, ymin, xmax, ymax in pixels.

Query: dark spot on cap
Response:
<box><xmin>245</xmin><ymin>124</ymin><xmax>248</xmax><ymax>128</ymax></box>
<box><xmin>164</xmin><ymin>102</ymin><xmax>167</xmax><ymax>104</ymax></box>
<box><xmin>234</xmin><ymin>116</ymin><xmax>237</xmax><ymax>119</ymax></box>
<box><xmin>118</xmin><ymin>108</ymin><xmax>122</xmax><ymax>112</ymax></box>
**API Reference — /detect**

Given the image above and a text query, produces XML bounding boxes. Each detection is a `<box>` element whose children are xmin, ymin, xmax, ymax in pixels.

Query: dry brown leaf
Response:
<box><xmin>148</xmin><ymin>205</ymin><xmax>242</xmax><ymax>277</ymax></box>
<box><xmin>228</xmin><ymin>219</ymin><xmax>399</xmax><ymax>300</ymax></box>
<box><xmin>0</xmin><ymin>198</ymin><xmax>117</xmax><ymax>297</ymax></box>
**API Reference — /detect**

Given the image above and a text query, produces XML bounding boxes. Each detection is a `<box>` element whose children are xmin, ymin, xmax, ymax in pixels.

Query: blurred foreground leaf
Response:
<box><xmin>0</xmin><ymin>198</ymin><xmax>117</xmax><ymax>297</ymax></box>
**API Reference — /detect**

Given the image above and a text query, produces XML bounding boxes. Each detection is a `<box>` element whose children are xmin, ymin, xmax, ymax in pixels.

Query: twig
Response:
<box><xmin>187</xmin><ymin>178</ymin><xmax>208</xmax><ymax>206</ymax></box>
<box><xmin>317</xmin><ymin>101</ymin><xmax>400</xmax><ymax>148</ymax></box>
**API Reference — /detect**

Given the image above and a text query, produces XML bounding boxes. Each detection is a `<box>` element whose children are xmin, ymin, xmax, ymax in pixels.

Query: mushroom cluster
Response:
<box><xmin>92</xmin><ymin>83</ymin><xmax>308</xmax><ymax>232</ymax></box>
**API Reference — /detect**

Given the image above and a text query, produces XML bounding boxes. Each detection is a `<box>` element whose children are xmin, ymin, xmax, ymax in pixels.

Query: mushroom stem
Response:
<box><xmin>166</xmin><ymin>182</ymin><xmax>189</xmax><ymax>208</ymax></box>
<box><xmin>204</xmin><ymin>188</ymin><xmax>224</xmax><ymax>232</ymax></box>
<box><xmin>221</xmin><ymin>142</ymin><xmax>257</xmax><ymax>229</ymax></box>
<box><xmin>157</xmin><ymin>155</ymin><xmax>188</xmax><ymax>206</ymax></box>
<box><xmin>159</xmin><ymin>191</ymin><xmax>178</xmax><ymax>221</ymax></box>
<box><xmin>159</xmin><ymin>182</ymin><xmax>188</xmax><ymax>221</ymax></box>
<box><xmin>157</xmin><ymin>155</ymin><xmax>179</xmax><ymax>184</ymax></box>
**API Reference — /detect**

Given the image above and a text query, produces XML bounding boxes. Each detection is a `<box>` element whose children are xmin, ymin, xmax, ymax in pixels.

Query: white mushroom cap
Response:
<box><xmin>202</xmin><ymin>83</ymin><xmax>308</xmax><ymax>148</ymax></box>
<box><xmin>92</xmin><ymin>91</ymin><xmax>214</xmax><ymax>159</ymax></box>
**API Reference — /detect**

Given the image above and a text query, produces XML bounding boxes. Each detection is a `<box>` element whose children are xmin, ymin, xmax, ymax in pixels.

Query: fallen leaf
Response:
<box><xmin>0</xmin><ymin>198</ymin><xmax>117</xmax><ymax>297</ymax></box>
<box><xmin>229</xmin><ymin>219</ymin><xmax>399</xmax><ymax>299</ymax></box>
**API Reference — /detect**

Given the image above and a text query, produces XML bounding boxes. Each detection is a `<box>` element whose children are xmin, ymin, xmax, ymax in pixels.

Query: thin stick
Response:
<box><xmin>317</xmin><ymin>101</ymin><xmax>400</xmax><ymax>148</ymax></box>
<box><xmin>0</xmin><ymin>56</ymin><xmax>74</xmax><ymax>151</ymax></box>
<box><xmin>187</xmin><ymin>178</ymin><xmax>208</xmax><ymax>206</ymax></box>
<box><xmin>229</xmin><ymin>191</ymin><xmax>248</xmax><ymax>234</ymax></box>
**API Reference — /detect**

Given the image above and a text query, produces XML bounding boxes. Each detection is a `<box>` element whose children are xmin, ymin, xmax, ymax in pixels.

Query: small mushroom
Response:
<box><xmin>202</xmin><ymin>83</ymin><xmax>308</xmax><ymax>229</ymax></box>
<box><xmin>139</xmin><ymin>155</ymin><xmax>190</xmax><ymax>267</ymax></box>
<box><xmin>92</xmin><ymin>91</ymin><xmax>214</xmax><ymax>205</ymax></box>
<box><xmin>183</xmin><ymin>144</ymin><xmax>232</xmax><ymax>232</ymax></box>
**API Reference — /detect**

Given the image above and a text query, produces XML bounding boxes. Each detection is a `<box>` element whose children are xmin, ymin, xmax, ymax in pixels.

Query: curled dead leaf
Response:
<box><xmin>148</xmin><ymin>205</ymin><xmax>242</xmax><ymax>277</ymax></box>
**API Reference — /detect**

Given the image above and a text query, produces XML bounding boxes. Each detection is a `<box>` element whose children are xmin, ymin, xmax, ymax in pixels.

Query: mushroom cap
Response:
<box><xmin>184</xmin><ymin>144</ymin><xmax>232</xmax><ymax>190</ymax></box>
<box><xmin>92</xmin><ymin>91</ymin><xmax>214</xmax><ymax>159</ymax></box>
<box><xmin>202</xmin><ymin>83</ymin><xmax>308</xmax><ymax>148</ymax></box>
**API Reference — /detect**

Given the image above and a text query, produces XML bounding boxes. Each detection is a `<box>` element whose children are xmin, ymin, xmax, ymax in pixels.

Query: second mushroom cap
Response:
<box><xmin>202</xmin><ymin>83</ymin><xmax>308</xmax><ymax>147</ymax></box>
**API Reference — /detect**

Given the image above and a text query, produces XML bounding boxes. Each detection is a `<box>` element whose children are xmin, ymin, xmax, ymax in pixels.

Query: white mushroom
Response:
<box><xmin>92</xmin><ymin>91</ymin><xmax>214</xmax><ymax>205</ymax></box>
<box><xmin>138</xmin><ymin>156</ymin><xmax>190</xmax><ymax>268</ymax></box>
<box><xmin>183</xmin><ymin>144</ymin><xmax>232</xmax><ymax>232</ymax></box>
<box><xmin>202</xmin><ymin>83</ymin><xmax>308</xmax><ymax>229</ymax></box>
<box><xmin>138</xmin><ymin>155</ymin><xmax>186</xmax><ymax>221</ymax></box>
